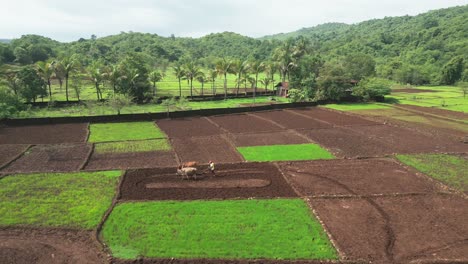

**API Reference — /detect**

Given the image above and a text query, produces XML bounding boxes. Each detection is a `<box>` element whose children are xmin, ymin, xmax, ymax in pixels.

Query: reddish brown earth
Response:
<box><xmin>171</xmin><ymin>135</ymin><xmax>243</xmax><ymax>164</ymax></box>
<box><xmin>156</xmin><ymin>117</ymin><xmax>222</xmax><ymax>138</ymax></box>
<box><xmin>310</xmin><ymin>194</ymin><xmax>468</xmax><ymax>263</ymax></box>
<box><xmin>119</xmin><ymin>163</ymin><xmax>297</xmax><ymax>201</ymax></box>
<box><xmin>232</xmin><ymin>131</ymin><xmax>309</xmax><ymax>147</ymax></box>
<box><xmin>298</xmin><ymin>127</ymin><xmax>396</xmax><ymax>158</ymax></box>
<box><xmin>0</xmin><ymin>228</ymin><xmax>106</xmax><ymax>264</ymax></box>
<box><xmin>2</xmin><ymin>144</ymin><xmax>90</xmax><ymax>173</ymax></box>
<box><xmin>291</xmin><ymin>108</ymin><xmax>380</xmax><ymax>126</ymax></box>
<box><xmin>85</xmin><ymin>151</ymin><xmax>178</xmax><ymax>170</ymax></box>
<box><xmin>0</xmin><ymin>144</ymin><xmax>29</xmax><ymax>168</ymax></box>
<box><xmin>397</xmin><ymin>104</ymin><xmax>468</xmax><ymax>120</ymax></box>
<box><xmin>208</xmin><ymin>114</ymin><xmax>283</xmax><ymax>133</ymax></box>
<box><xmin>253</xmin><ymin>110</ymin><xmax>332</xmax><ymax>130</ymax></box>
<box><xmin>350</xmin><ymin>124</ymin><xmax>467</xmax><ymax>153</ymax></box>
<box><xmin>0</xmin><ymin>123</ymin><xmax>88</xmax><ymax>144</ymax></box>
<box><xmin>279</xmin><ymin>159</ymin><xmax>443</xmax><ymax>196</ymax></box>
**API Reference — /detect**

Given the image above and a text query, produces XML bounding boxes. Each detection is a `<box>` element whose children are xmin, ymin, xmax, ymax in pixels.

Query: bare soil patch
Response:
<box><xmin>350</xmin><ymin>125</ymin><xmax>467</xmax><ymax>153</ymax></box>
<box><xmin>171</xmin><ymin>135</ymin><xmax>243</xmax><ymax>164</ymax></box>
<box><xmin>156</xmin><ymin>118</ymin><xmax>222</xmax><ymax>138</ymax></box>
<box><xmin>0</xmin><ymin>123</ymin><xmax>88</xmax><ymax>144</ymax></box>
<box><xmin>397</xmin><ymin>104</ymin><xmax>468</xmax><ymax>120</ymax></box>
<box><xmin>299</xmin><ymin>127</ymin><xmax>395</xmax><ymax>158</ymax></box>
<box><xmin>279</xmin><ymin>159</ymin><xmax>442</xmax><ymax>196</ymax></box>
<box><xmin>392</xmin><ymin>88</ymin><xmax>439</xmax><ymax>93</ymax></box>
<box><xmin>0</xmin><ymin>228</ymin><xmax>106</xmax><ymax>264</ymax></box>
<box><xmin>119</xmin><ymin>162</ymin><xmax>297</xmax><ymax>201</ymax></box>
<box><xmin>208</xmin><ymin>114</ymin><xmax>283</xmax><ymax>133</ymax></box>
<box><xmin>85</xmin><ymin>151</ymin><xmax>177</xmax><ymax>170</ymax></box>
<box><xmin>253</xmin><ymin>110</ymin><xmax>332</xmax><ymax>129</ymax></box>
<box><xmin>2</xmin><ymin>144</ymin><xmax>90</xmax><ymax>173</ymax></box>
<box><xmin>291</xmin><ymin>108</ymin><xmax>379</xmax><ymax>126</ymax></box>
<box><xmin>232</xmin><ymin>131</ymin><xmax>309</xmax><ymax>147</ymax></box>
<box><xmin>310</xmin><ymin>194</ymin><xmax>468</xmax><ymax>263</ymax></box>
<box><xmin>0</xmin><ymin>144</ymin><xmax>29</xmax><ymax>168</ymax></box>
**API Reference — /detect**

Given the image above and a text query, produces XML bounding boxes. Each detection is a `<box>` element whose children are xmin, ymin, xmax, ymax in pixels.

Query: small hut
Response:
<box><xmin>275</xmin><ymin>82</ymin><xmax>289</xmax><ymax>97</ymax></box>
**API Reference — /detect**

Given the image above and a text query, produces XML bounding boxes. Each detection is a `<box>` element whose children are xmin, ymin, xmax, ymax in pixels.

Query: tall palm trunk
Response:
<box><xmin>224</xmin><ymin>74</ymin><xmax>227</xmax><ymax>99</ymax></box>
<box><xmin>47</xmin><ymin>80</ymin><xmax>52</xmax><ymax>100</ymax></box>
<box><xmin>65</xmin><ymin>75</ymin><xmax>69</xmax><ymax>102</ymax></box>
<box><xmin>178</xmin><ymin>78</ymin><xmax>182</xmax><ymax>97</ymax></box>
<box><xmin>190</xmin><ymin>78</ymin><xmax>193</xmax><ymax>98</ymax></box>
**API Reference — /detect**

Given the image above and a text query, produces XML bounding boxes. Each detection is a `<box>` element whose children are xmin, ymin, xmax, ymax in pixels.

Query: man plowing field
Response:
<box><xmin>176</xmin><ymin>161</ymin><xmax>216</xmax><ymax>180</ymax></box>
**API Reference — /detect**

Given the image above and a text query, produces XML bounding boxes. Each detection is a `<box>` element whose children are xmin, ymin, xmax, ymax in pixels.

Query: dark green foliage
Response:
<box><xmin>0</xmin><ymin>87</ymin><xmax>26</xmax><ymax>118</ymax></box>
<box><xmin>352</xmin><ymin>77</ymin><xmax>392</xmax><ymax>101</ymax></box>
<box><xmin>441</xmin><ymin>57</ymin><xmax>465</xmax><ymax>85</ymax></box>
<box><xmin>343</xmin><ymin>53</ymin><xmax>376</xmax><ymax>80</ymax></box>
<box><xmin>15</xmin><ymin>66</ymin><xmax>47</xmax><ymax>102</ymax></box>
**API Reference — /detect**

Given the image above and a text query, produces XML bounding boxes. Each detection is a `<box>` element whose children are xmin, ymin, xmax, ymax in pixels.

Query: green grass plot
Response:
<box><xmin>0</xmin><ymin>171</ymin><xmax>122</xmax><ymax>229</ymax></box>
<box><xmin>237</xmin><ymin>144</ymin><xmax>334</xmax><ymax>162</ymax></box>
<box><xmin>94</xmin><ymin>139</ymin><xmax>172</xmax><ymax>154</ymax></box>
<box><xmin>323</xmin><ymin>103</ymin><xmax>390</xmax><ymax>111</ymax></box>
<box><xmin>89</xmin><ymin>122</ymin><xmax>167</xmax><ymax>142</ymax></box>
<box><xmin>101</xmin><ymin>199</ymin><xmax>338</xmax><ymax>260</ymax></box>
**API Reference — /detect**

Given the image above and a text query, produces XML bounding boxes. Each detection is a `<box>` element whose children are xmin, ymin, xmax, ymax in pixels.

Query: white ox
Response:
<box><xmin>176</xmin><ymin>167</ymin><xmax>198</xmax><ymax>180</ymax></box>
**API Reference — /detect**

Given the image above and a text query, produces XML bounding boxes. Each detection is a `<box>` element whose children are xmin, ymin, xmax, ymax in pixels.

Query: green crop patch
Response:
<box><xmin>101</xmin><ymin>199</ymin><xmax>337</xmax><ymax>260</ymax></box>
<box><xmin>397</xmin><ymin>154</ymin><xmax>468</xmax><ymax>192</ymax></box>
<box><xmin>237</xmin><ymin>144</ymin><xmax>334</xmax><ymax>162</ymax></box>
<box><xmin>323</xmin><ymin>103</ymin><xmax>390</xmax><ymax>111</ymax></box>
<box><xmin>88</xmin><ymin>122</ymin><xmax>167</xmax><ymax>142</ymax></box>
<box><xmin>94</xmin><ymin>139</ymin><xmax>171</xmax><ymax>154</ymax></box>
<box><xmin>0</xmin><ymin>171</ymin><xmax>122</xmax><ymax>229</ymax></box>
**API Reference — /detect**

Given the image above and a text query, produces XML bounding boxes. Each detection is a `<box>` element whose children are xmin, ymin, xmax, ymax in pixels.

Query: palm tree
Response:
<box><xmin>88</xmin><ymin>62</ymin><xmax>104</xmax><ymax>100</ymax></box>
<box><xmin>265</xmin><ymin>62</ymin><xmax>278</xmax><ymax>92</ymax></box>
<box><xmin>196</xmin><ymin>72</ymin><xmax>207</xmax><ymax>96</ymax></box>
<box><xmin>208</xmin><ymin>69</ymin><xmax>218</xmax><ymax>96</ymax></box>
<box><xmin>183</xmin><ymin>61</ymin><xmax>202</xmax><ymax>98</ymax></box>
<box><xmin>260</xmin><ymin>77</ymin><xmax>272</xmax><ymax>92</ymax></box>
<box><xmin>36</xmin><ymin>61</ymin><xmax>54</xmax><ymax>100</ymax></box>
<box><xmin>250</xmin><ymin>61</ymin><xmax>265</xmax><ymax>98</ymax></box>
<box><xmin>61</xmin><ymin>56</ymin><xmax>79</xmax><ymax>102</ymax></box>
<box><xmin>273</xmin><ymin>39</ymin><xmax>295</xmax><ymax>82</ymax></box>
<box><xmin>53</xmin><ymin>61</ymin><xmax>66</xmax><ymax>92</ymax></box>
<box><xmin>232</xmin><ymin>60</ymin><xmax>250</xmax><ymax>96</ymax></box>
<box><xmin>216</xmin><ymin>58</ymin><xmax>233</xmax><ymax>100</ymax></box>
<box><xmin>103</xmin><ymin>65</ymin><xmax>122</xmax><ymax>95</ymax></box>
<box><xmin>148</xmin><ymin>70</ymin><xmax>163</xmax><ymax>97</ymax></box>
<box><xmin>172</xmin><ymin>65</ymin><xmax>185</xmax><ymax>97</ymax></box>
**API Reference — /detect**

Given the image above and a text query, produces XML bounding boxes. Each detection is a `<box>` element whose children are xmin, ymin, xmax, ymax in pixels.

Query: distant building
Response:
<box><xmin>275</xmin><ymin>82</ymin><xmax>289</xmax><ymax>97</ymax></box>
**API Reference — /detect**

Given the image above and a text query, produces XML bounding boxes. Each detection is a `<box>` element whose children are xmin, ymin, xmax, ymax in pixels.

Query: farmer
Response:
<box><xmin>208</xmin><ymin>161</ymin><xmax>215</xmax><ymax>176</ymax></box>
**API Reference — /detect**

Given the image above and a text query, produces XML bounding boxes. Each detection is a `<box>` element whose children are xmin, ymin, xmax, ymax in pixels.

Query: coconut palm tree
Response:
<box><xmin>103</xmin><ymin>65</ymin><xmax>122</xmax><ymax>95</ymax></box>
<box><xmin>196</xmin><ymin>72</ymin><xmax>207</xmax><ymax>96</ymax></box>
<box><xmin>265</xmin><ymin>62</ymin><xmax>278</xmax><ymax>92</ymax></box>
<box><xmin>88</xmin><ymin>62</ymin><xmax>104</xmax><ymax>100</ymax></box>
<box><xmin>183</xmin><ymin>61</ymin><xmax>202</xmax><ymax>98</ymax></box>
<box><xmin>232</xmin><ymin>59</ymin><xmax>250</xmax><ymax>96</ymax></box>
<box><xmin>208</xmin><ymin>69</ymin><xmax>218</xmax><ymax>96</ymax></box>
<box><xmin>53</xmin><ymin>61</ymin><xmax>66</xmax><ymax>92</ymax></box>
<box><xmin>61</xmin><ymin>56</ymin><xmax>79</xmax><ymax>102</ymax></box>
<box><xmin>148</xmin><ymin>70</ymin><xmax>163</xmax><ymax>97</ymax></box>
<box><xmin>249</xmin><ymin>61</ymin><xmax>265</xmax><ymax>98</ymax></box>
<box><xmin>36</xmin><ymin>61</ymin><xmax>54</xmax><ymax>100</ymax></box>
<box><xmin>172</xmin><ymin>65</ymin><xmax>185</xmax><ymax>97</ymax></box>
<box><xmin>260</xmin><ymin>77</ymin><xmax>272</xmax><ymax>91</ymax></box>
<box><xmin>216</xmin><ymin>58</ymin><xmax>233</xmax><ymax>100</ymax></box>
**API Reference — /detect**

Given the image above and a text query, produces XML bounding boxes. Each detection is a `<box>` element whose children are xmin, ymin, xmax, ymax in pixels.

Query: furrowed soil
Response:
<box><xmin>291</xmin><ymin>108</ymin><xmax>380</xmax><ymax>126</ymax></box>
<box><xmin>310</xmin><ymin>194</ymin><xmax>468</xmax><ymax>263</ymax></box>
<box><xmin>156</xmin><ymin>117</ymin><xmax>222</xmax><ymax>138</ymax></box>
<box><xmin>397</xmin><ymin>104</ymin><xmax>468</xmax><ymax>120</ymax></box>
<box><xmin>231</xmin><ymin>131</ymin><xmax>309</xmax><ymax>147</ymax></box>
<box><xmin>0</xmin><ymin>123</ymin><xmax>88</xmax><ymax>144</ymax></box>
<box><xmin>2</xmin><ymin>144</ymin><xmax>90</xmax><ymax>173</ymax></box>
<box><xmin>171</xmin><ymin>135</ymin><xmax>243</xmax><ymax>164</ymax></box>
<box><xmin>85</xmin><ymin>151</ymin><xmax>178</xmax><ymax>170</ymax></box>
<box><xmin>252</xmin><ymin>110</ymin><xmax>332</xmax><ymax>129</ymax></box>
<box><xmin>208</xmin><ymin>114</ymin><xmax>283</xmax><ymax>133</ymax></box>
<box><xmin>0</xmin><ymin>144</ymin><xmax>29</xmax><ymax>168</ymax></box>
<box><xmin>119</xmin><ymin>162</ymin><xmax>297</xmax><ymax>201</ymax></box>
<box><xmin>279</xmin><ymin>159</ymin><xmax>442</xmax><ymax>196</ymax></box>
<box><xmin>0</xmin><ymin>228</ymin><xmax>106</xmax><ymax>264</ymax></box>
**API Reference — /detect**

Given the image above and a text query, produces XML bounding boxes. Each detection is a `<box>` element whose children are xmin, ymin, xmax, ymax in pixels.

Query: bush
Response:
<box><xmin>0</xmin><ymin>88</ymin><xmax>25</xmax><ymax>118</ymax></box>
<box><xmin>353</xmin><ymin>77</ymin><xmax>392</xmax><ymax>101</ymax></box>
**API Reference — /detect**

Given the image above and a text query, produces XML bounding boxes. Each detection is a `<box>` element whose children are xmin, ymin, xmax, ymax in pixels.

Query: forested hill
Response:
<box><xmin>260</xmin><ymin>23</ymin><xmax>350</xmax><ymax>41</ymax></box>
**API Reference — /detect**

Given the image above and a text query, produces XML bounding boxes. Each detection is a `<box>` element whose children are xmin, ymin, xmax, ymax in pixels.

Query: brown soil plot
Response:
<box><xmin>291</xmin><ymin>108</ymin><xmax>379</xmax><ymax>126</ymax></box>
<box><xmin>279</xmin><ymin>159</ymin><xmax>442</xmax><ymax>196</ymax></box>
<box><xmin>171</xmin><ymin>135</ymin><xmax>243</xmax><ymax>164</ymax></box>
<box><xmin>232</xmin><ymin>131</ymin><xmax>309</xmax><ymax>147</ymax></box>
<box><xmin>0</xmin><ymin>228</ymin><xmax>106</xmax><ymax>264</ymax></box>
<box><xmin>253</xmin><ymin>110</ymin><xmax>332</xmax><ymax>130</ymax></box>
<box><xmin>85</xmin><ymin>151</ymin><xmax>178</xmax><ymax>170</ymax></box>
<box><xmin>2</xmin><ymin>144</ymin><xmax>90</xmax><ymax>173</ymax></box>
<box><xmin>208</xmin><ymin>114</ymin><xmax>283</xmax><ymax>133</ymax></box>
<box><xmin>119</xmin><ymin>162</ymin><xmax>298</xmax><ymax>201</ymax></box>
<box><xmin>0</xmin><ymin>123</ymin><xmax>88</xmax><ymax>144</ymax></box>
<box><xmin>156</xmin><ymin>117</ymin><xmax>222</xmax><ymax>138</ymax></box>
<box><xmin>0</xmin><ymin>144</ymin><xmax>29</xmax><ymax>168</ymax></box>
<box><xmin>397</xmin><ymin>104</ymin><xmax>468</xmax><ymax>120</ymax></box>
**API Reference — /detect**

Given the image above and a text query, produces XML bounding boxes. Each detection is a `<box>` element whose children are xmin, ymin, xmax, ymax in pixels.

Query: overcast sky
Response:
<box><xmin>1</xmin><ymin>0</ymin><xmax>467</xmax><ymax>42</ymax></box>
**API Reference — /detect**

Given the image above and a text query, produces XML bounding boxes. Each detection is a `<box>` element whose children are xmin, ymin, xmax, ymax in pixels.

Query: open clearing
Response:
<box><xmin>93</xmin><ymin>139</ymin><xmax>171</xmax><ymax>154</ymax></box>
<box><xmin>88</xmin><ymin>122</ymin><xmax>166</xmax><ymax>142</ymax></box>
<box><xmin>237</xmin><ymin>144</ymin><xmax>335</xmax><ymax>162</ymax></box>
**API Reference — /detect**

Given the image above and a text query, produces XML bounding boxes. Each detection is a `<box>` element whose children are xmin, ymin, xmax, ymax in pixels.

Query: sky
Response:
<box><xmin>1</xmin><ymin>0</ymin><xmax>467</xmax><ymax>42</ymax></box>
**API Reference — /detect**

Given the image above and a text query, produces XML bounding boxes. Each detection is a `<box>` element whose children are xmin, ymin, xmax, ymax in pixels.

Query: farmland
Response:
<box><xmin>0</xmin><ymin>101</ymin><xmax>467</xmax><ymax>264</ymax></box>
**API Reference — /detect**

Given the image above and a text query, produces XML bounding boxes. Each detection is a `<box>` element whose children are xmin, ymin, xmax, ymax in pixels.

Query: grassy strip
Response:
<box><xmin>102</xmin><ymin>199</ymin><xmax>337</xmax><ymax>260</ymax></box>
<box><xmin>94</xmin><ymin>139</ymin><xmax>172</xmax><ymax>154</ymax></box>
<box><xmin>0</xmin><ymin>170</ymin><xmax>122</xmax><ymax>229</ymax></box>
<box><xmin>397</xmin><ymin>154</ymin><xmax>468</xmax><ymax>192</ymax></box>
<box><xmin>322</xmin><ymin>103</ymin><xmax>390</xmax><ymax>111</ymax></box>
<box><xmin>237</xmin><ymin>144</ymin><xmax>334</xmax><ymax>162</ymax></box>
<box><xmin>89</xmin><ymin>122</ymin><xmax>167</xmax><ymax>142</ymax></box>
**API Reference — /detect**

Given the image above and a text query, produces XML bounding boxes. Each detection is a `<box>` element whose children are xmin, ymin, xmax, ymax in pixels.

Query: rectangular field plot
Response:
<box><xmin>299</xmin><ymin>127</ymin><xmax>395</xmax><ymax>158</ymax></box>
<box><xmin>279</xmin><ymin>159</ymin><xmax>442</xmax><ymax>196</ymax></box>
<box><xmin>2</xmin><ymin>144</ymin><xmax>90</xmax><ymax>173</ymax></box>
<box><xmin>156</xmin><ymin>117</ymin><xmax>222</xmax><ymax>138</ymax></box>
<box><xmin>253</xmin><ymin>110</ymin><xmax>331</xmax><ymax>130</ymax></box>
<box><xmin>94</xmin><ymin>139</ymin><xmax>171</xmax><ymax>154</ymax></box>
<box><xmin>310</xmin><ymin>195</ymin><xmax>468</xmax><ymax>263</ymax></box>
<box><xmin>88</xmin><ymin>122</ymin><xmax>166</xmax><ymax>142</ymax></box>
<box><xmin>232</xmin><ymin>131</ymin><xmax>309</xmax><ymax>147</ymax></box>
<box><xmin>0</xmin><ymin>123</ymin><xmax>88</xmax><ymax>144</ymax></box>
<box><xmin>0</xmin><ymin>171</ymin><xmax>121</xmax><ymax>229</ymax></box>
<box><xmin>102</xmin><ymin>199</ymin><xmax>337</xmax><ymax>260</ymax></box>
<box><xmin>0</xmin><ymin>144</ymin><xmax>29</xmax><ymax>168</ymax></box>
<box><xmin>397</xmin><ymin>104</ymin><xmax>468</xmax><ymax>121</ymax></box>
<box><xmin>119</xmin><ymin>163</ymin><xmax>297</xmax><ymax>201</ymax></box>
<box><xmin>208</xmin><ymin>114</ymin><xmax>283</xmax><ymax>133</ymax></box>
<box><xmin>171</xmin><ymin>135</ymin><xmax>243</xmax><ymax>164</ymax></box>
<box><xmin>237</xmin><ymin>144</ymin><xmax>334</xmax><ymax>162</ymax></box>
<box><xmin>291</xmin><ymin>108</ymin><xmax>379</xmax><ymax>126</ymax></box>
<box><xmin>85</xmin><ymin>151</ymin><xmax>177</xmax><ymax>170</ymax></box>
